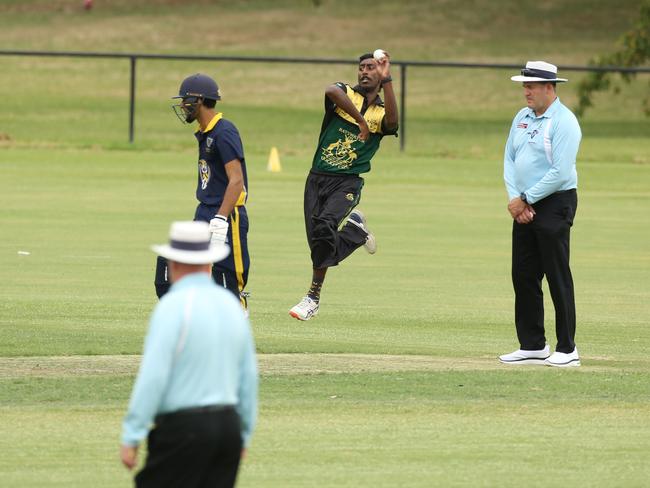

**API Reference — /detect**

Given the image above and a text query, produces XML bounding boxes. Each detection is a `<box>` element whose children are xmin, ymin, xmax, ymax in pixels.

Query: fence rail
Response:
<box><xmin>2</xmin><ymin>50</ymin><xmax>649</xmax><ymax>149</ymax></box>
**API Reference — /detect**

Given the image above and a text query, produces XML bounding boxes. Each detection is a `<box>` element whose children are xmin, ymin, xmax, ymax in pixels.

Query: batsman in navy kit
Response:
<box><xmin>155</xmin><ymin>73</ymin><xmax>250</xmax><ymax>312</ymax></box>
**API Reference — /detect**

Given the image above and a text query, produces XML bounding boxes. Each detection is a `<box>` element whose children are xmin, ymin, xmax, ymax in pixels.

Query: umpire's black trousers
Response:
<box><xmin>304</xmin><ymin>170</ymin><xmax>367</xmax><ymax>268</ymax></box>
<box><xmin>135</xmin><ymin>407</ymin><xmax>242</xmax><ymax>488</ymax></box>
<box><xmin>512</xmin><ymin>189</ymin><xmax>578</xmax><ymax>353</ymax></box>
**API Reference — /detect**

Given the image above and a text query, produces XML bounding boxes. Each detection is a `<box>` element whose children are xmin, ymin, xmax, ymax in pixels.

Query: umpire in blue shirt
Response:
<box><xmin>122</xmin><ymin>221</ymin><xmax>258</xmax><ymax>487</ymax></box>
<box><xmin>499</xmin><ymin>61</ymin><xmax>582</xmax><ymax>368</ymax></box>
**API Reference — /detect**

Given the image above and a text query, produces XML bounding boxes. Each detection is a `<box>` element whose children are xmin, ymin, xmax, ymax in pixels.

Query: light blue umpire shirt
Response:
<box><xmin>122</xmin><ymin>272</ymin><xmax>258</xmax><ymax>448</ymax></box>
<box><xmin>504</xmin><ymin>97</ymin><xmax>581</xmax><ymax>204</ymax></box>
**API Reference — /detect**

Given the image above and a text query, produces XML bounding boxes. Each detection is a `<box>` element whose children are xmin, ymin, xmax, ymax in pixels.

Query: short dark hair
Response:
<box><xmin>202</xmin><ymin>98</ymin><xmax>216</xmax><ymax>108</ymax></box>
<box><xmin>359</xmin><ymin>53</ymin><xmax>373</xmax><ymax>62</ymax></box>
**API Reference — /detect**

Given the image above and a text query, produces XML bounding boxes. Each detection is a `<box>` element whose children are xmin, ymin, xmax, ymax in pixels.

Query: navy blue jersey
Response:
<box><xmin>194</xmin><ymin>114</ymin><xmax>248</xmax><ymax>207</ymax></box>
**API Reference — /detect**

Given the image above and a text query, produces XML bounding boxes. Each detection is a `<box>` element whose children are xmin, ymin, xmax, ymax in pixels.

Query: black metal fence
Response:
<box><xmin>2</xmin><ymin>50</ymin><xmax>649</xmax><ymax>150</ymax></box>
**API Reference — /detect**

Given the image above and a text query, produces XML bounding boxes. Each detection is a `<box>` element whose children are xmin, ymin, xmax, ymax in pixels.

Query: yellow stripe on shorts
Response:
<box><xmin>231</xmin><ymin>207</ymin><xmax>246</xmax><ymax>307</ymax></box>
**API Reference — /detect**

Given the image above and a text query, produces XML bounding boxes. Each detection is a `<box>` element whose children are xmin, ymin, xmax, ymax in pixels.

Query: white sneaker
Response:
<box><xmin>499</xmin><ymin>345</ymin><xmax>550</xmax><ymax>365</ymax></box>
<box><xmin>347</xmin><ymin>209</ymin><xmax>377</xmax><ymax>254</ymax></box>
<box><xmin>289</xmin><ymin>296</ymin><xmax>319</xmax><ymax>321</ymax></box>
<box><xmin>545</xmin><ymin>348</ymin><xmax>580</xmax><ymax>367</ymax></box>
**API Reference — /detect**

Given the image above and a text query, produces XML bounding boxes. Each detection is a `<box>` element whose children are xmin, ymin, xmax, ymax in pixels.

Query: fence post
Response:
<box><xmin>129</xmin><ymin>56</ymin><xmax>136</xmax><ymax>143</ymax></box>
<box><xmin>399</xmin><ymin>64</ymin><xmax>406</xmax><ymax>152</ymax></box>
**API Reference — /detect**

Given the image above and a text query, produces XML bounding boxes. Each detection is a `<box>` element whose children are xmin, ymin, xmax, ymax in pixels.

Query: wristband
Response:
<box><xmin>381</xmin><ymin>76</ymin><xmax>393</xmax><ymax>85</ymax></box>
<box><xmin>520</xmin><ymin>193</ymin><xmax>528</xmax><ymax>203</ymax></box>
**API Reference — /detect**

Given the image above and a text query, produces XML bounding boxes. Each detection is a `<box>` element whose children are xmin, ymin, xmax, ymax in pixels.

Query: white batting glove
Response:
<box><xmin>209</xmin><ymin>215</ymin><xmax>229</xmax><ymax>245</ymax></box>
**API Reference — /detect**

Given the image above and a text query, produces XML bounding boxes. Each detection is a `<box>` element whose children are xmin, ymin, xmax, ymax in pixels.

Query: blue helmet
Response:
<box><xmin>172</xmin><ymin>73</ymin><xmax>221</xmax><ymax>124</ymax></box>
<box><xmin>172</xmin><ymin>73</ymin><xmax>221</xmax><ymax>101</ymax></box>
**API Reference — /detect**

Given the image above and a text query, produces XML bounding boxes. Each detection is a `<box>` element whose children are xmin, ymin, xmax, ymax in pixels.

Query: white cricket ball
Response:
<box><xmin>373</xmin><ymin>49</ymin><xmax>386</xmax><ymax>61</ymax></box>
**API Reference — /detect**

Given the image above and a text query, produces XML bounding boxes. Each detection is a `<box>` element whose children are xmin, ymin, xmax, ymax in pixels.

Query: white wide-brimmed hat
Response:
<box><xmin>511</xmin><ymin>61</ymin><xmax>568</xmax><ymax>83</ymax></box>
<box><xmin>151</xmin><ymin>221</ymin><xmax>230</xmax><ymax>264</ymax></box>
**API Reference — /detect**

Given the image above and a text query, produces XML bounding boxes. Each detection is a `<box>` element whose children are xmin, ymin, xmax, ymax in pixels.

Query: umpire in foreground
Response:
<box><xmin>121</xmin><ymin>221</ymin><xmax>258</xmax><ymax>487</ymax></box>
<box><xmin>499</xmin><ymin>61</ymin><xmax>582</xmax><ymax>368</ymax></box>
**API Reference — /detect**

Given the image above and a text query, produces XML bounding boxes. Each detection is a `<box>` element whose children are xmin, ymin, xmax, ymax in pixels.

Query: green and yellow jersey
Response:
<box><xmin>311</xmin><ymin>83</ymin><xmax>397</xmax><ymax>175</ymax></box>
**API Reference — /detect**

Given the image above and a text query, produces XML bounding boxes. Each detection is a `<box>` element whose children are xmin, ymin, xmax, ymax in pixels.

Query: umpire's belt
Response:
<box><xmin>155</xmin><ymin>404</ymin><xmax>234</xmax><ymax>425</ymax></box>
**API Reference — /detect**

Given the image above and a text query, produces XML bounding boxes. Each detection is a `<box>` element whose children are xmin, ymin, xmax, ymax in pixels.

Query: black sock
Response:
<box><xmin>307</xmin><ymin>279</ymin><xmax>323</xmax><ymax>302</ymax></box>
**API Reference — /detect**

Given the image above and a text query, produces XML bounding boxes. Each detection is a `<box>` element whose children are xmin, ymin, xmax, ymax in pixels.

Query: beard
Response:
<box><xmin>183</xmin><ymin>103</ymin><xmax>201</xmax><ymax>123</ymax></box>
<box><xmin>357</xmin><ymin>80</ymin><xmax>380</xmax><ymax>93</ymax></box>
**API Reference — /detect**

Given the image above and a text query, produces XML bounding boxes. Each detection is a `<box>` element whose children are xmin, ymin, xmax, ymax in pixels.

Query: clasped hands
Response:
<box><xmin>508</xmin><ymin>197</ymin><xmax>535</xmax><ymax>224</ymax></box>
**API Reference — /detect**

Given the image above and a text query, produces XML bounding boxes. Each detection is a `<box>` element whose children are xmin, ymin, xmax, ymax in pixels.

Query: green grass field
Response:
<box><xmin>1</xmin><ymin>1</ymin><xmax>650</xmax><ymax>486</ymax></box>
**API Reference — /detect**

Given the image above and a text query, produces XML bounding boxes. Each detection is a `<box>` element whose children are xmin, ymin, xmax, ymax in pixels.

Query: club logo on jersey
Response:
<box><xmin>206</xmin><ymin>137</ymin><xmax>213</xmax><ymax>148</ymax></box>
<box><xmin>528</xmin><ymin>129</ymin><xmax>539</xmax><ymax>140</ymax></box>
<box><xmin>345</xmin><ymin>193</ymin><xmax>354</xmax><ymax>201</ymax></box>
<box><xmin>322</xmin><ymin>129</ymin><xmax>358</xmax><ymax>170</ymax></box>
<box><xmin>198</xmin><ymin>159</ymin><xmax>210</xmax><ymax>190</ymax></box>
<box><xmin>366</xmin><ymin>118</ymin><xmax>380</xmax><ymax>133</ymax></box>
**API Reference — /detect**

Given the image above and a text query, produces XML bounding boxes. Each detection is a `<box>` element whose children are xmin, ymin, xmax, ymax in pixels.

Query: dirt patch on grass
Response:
<box><xmin>0</xmin><ymin>353</ymin><xmax>636</xmax><ymax>379</ymax></box>
<box><xmin>0</xmin><ymin>354</ymin><xmax>501</xmax><ymax>379</ymax></box>
<box><xmin>259</xmin><ymin>354</ymin><xmax>505</xmax><ymax>375</ymax></box>
<box><xmin>0</xmin><ymin>355</ymin><xmax>141</xmax><ymax>378</ymax></box>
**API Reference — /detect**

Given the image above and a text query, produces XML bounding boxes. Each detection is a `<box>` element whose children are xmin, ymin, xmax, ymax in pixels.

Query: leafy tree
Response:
<box><xmin>575</xmin><ymin>1</ymin><xmax>650</xmax><ymax>117</ymax></box>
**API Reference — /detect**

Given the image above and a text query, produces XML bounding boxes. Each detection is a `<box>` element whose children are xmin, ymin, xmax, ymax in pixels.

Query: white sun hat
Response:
<box><xmin>151</xmin><ymin>221</ymin><xmax>230</xmax><ymax>264</ymax></box>
<box><xmin>511</xmin><ymin>61</ymin><xmax>568</xmax><ymax>83</ymax></box>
